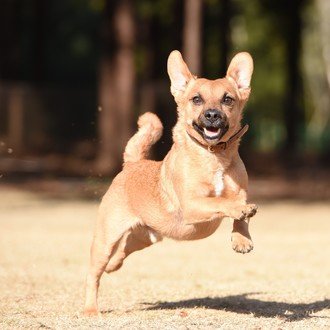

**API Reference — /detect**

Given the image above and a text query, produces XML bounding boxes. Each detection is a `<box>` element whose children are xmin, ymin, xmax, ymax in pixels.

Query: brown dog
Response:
<box><xmin>83</xmin><ymin>50</ymin><xmax>257</xmax><ymax>316</ymax></box>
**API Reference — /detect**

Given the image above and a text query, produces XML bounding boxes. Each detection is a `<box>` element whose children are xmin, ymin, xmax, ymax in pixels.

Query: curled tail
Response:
<box><xmin>123</xmin><ymin>112</ymin><xmax>163</xmax><ymax>163</ymax></box>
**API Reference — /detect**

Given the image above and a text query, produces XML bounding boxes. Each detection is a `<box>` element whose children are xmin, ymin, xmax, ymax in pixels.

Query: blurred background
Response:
<box><xmin>0</xmin><ymin>0</ymin><xmax>329</xmax><ymax>200</ymax></box>
<box><xmin>1</xmin><ymin>2</ymin><xmax>330</xmax><ymax>327</ymax></box>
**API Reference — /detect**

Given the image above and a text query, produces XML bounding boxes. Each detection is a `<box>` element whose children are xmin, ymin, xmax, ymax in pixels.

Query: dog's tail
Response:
<box><xmin>123</xmin><ymin>112</ymin><xmax>163</xmax><ymax>164</ymax></box>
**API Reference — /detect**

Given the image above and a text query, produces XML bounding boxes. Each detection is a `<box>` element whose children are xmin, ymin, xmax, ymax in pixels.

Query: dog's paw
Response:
<box><xmin>231</xmin><ymin>203</ymin><xmax>258</xmax><ymax>221</ymax></box>
<box><xmin>231</xmin><ymin>232</ymin><xmax>254</xmax><ymax>254</ymax></box>
<box><xmin>83</xmin><ymin>308</ymin><xmax>99</xmax><ymax>317</ymax></box>
<box><xmin>244</xmin><ymin>203</ymin><xmax>258</xmax><ymax>218</ymax></box>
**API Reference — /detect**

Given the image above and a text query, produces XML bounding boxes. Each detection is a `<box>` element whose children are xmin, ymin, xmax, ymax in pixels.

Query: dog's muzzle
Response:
<box><xmin>193</xmin><ymin>109</ymin><xmax>229</xmax><ymax>142</ymax></box>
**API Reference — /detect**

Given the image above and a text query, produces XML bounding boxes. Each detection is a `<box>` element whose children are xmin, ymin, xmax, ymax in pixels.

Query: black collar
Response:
<box><xmin>187</xmin><ymin>124</ymin><xmax>249</xmax><ymax>153</ymax></box>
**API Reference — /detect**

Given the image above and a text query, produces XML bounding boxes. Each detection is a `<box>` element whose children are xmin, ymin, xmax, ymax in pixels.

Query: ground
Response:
<box><xmin>0</xmin><ymin>185</ymin><xmax>329</xmax><ymax>329</ymax></box>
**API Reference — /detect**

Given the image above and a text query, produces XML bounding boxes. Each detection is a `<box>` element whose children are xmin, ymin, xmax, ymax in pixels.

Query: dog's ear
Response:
<box><xmin>167</xmin><ymin>50</ymin><xmax>194</xmax><ymax>99</ymax></box>
<box><xmin>226</xmin><ymin>52</ymin><xmax>253</xmax><ymax>100</ymax></box>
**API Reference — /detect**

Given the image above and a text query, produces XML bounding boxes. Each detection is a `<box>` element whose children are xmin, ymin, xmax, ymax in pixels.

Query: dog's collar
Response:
<box><xmin>187</xmin><ymin>124</ymin><xmax>249</xmax><ymax>153</ymax></box>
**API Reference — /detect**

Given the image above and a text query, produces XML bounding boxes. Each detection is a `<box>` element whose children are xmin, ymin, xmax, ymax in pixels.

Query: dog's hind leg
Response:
<box><xmin>83</xmin><ymin>212</ymin><xmax>140</xmax><ymax>316</ymax></box>
<box><xmin>83</xmin><ymin>236</ymin><xmax>113</xmax><ymax>316</ymax></box>
<box><xmin>105</xmin><ymin>225</ymin><xmax>161</xmax><ymax>273</ymax></box>
<box><xmin>83</xmin><ymin>218</ymin><xmax>160</xmax><ymax>316</ymax></box>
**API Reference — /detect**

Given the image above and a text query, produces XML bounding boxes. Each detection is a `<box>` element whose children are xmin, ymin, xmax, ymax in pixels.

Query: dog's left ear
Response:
<box><xmin>167</xmin><ymin>50</ymin><xmax>194</xmax><ymax>99</ymax></box>
<box><xmin>226</xmin><ymin>52</ymin><xmax>253</xmax><ymax>100</ymax></box>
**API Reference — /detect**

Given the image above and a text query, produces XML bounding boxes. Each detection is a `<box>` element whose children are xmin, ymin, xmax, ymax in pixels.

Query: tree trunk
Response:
<box><xmin>283</xmin><ymin>0</ymin><xmax>305</xmax><ymax>154</ymax></box>
<box><xmin>96</xmin><ymin>0</ymin><xmax>135</xmax><ymax>175</ymax></box>
<box><xmin>0</xmin><ymin>0</ymin><xmax>21</xmax><ymax>80</ymax></box>
<box><xmin>219</xmin><ymin>0</ymin><xmax>231</xmax><ymax>76</ymax></box>
<box><xmin>316</xmin><ymin>0</ymin><xmax>330</xmax><ymax>94</ymax></box>
<box><xmin>183</xmin><ymin>0</ymin><xmax>203</xmax><ymax>75</ymax></box>
<box><xmin>8</xmin><ymin>84</ymin><xmax>25</xmax><ymax>155</ymax></box>
<box><xmin>138</xmin><ymin>14</ymin><xmax>156</xmax><ymax>138</ymax></box>
<box><xmin>33</xmin><ymin>0</ymin><xmax>46</xmax><ymax>83</ymax></box>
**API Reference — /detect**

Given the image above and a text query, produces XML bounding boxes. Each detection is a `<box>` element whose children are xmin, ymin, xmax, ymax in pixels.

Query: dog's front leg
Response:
<box><xmin>231</xmin><ymin>218</ymin><xmax>253</xmax><ymax>253</ymax></box>
<box><xmin>182</xmin><ymin>196</ymin><xmax>256</xmax><ymax>225</ymax></box>
<box><xmin>223</xmin><ymin>156</ymin><xmax>256</xmax><ymax>253</ymax></box>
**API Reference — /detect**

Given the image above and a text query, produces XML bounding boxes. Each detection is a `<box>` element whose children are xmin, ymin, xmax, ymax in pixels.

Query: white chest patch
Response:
<box><xmin>213</xmin><ymin>170</ymin><xmax>224</xmax><ymax>197</ymax></box>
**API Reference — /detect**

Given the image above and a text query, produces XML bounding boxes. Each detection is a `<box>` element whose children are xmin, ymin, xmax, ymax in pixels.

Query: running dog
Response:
<box><xmin>84</xmin><ymin>50</ymin><xmax>257</xmax><ymax>316</ymax></box>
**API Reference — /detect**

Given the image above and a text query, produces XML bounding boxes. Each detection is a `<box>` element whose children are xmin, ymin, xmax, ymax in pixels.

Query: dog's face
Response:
<box><xmin>168</xmin><ymin>51</ymin><xmax>253</xmax><ymax>146</ymax></box>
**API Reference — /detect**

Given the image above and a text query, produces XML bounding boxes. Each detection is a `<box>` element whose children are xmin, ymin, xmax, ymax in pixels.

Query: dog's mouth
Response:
<box><xmin>203</xmin><ymin>127</ymin><xmax>221</xmax><ymax>139</ymax></box>
<box><xmin>193</xmin><ymin>122</ymin><xmax>228</xmax><ymax>142</ymax></box>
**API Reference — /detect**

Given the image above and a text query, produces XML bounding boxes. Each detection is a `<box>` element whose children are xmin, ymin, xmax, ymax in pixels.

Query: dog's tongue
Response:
<box><xmin>204</xmin><ymin>127</ymin><xmax>220</xmax><ymax>138</ymax></box>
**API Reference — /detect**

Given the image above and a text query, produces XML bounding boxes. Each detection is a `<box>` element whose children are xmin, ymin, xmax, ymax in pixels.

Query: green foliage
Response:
<box><xmin>2</xmin><ymin>0</ymin><xmax>329</xmax><ymax>156</ymax></box>
<box><xmin>18</xmin><ymin>0</ymin><xmax>101</xmax><ymax>84</ymax></box>
<box><xmin>231</xmin><ymin>0</ymin><xmax>288</xmax><ymax>151</ymax></box>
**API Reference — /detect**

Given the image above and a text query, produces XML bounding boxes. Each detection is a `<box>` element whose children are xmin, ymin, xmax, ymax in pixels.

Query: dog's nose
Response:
<box><xmin>204</xmin><ymin>109</ymin><xmax>222</xmax><ymax>123</ymax></box>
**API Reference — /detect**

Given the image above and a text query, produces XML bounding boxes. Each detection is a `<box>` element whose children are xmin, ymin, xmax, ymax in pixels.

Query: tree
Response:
<box><xmin>33</xmin><ymin>0</ymin><xmax>46</xmax><ymax>83</ymax></box>
<box><xmin>283</xmin><ymin>0</ymin><xmax>305</xmax><ymax>154</ymax></box>
<box><xmin>218</xmin><ymin>0</ymin><xmax>231</xmax><ymax>75</ymax></box>
<box><xmin>259</xmin><ymin>0</ymin><xmax>306</xmax><ymax>155</ymax></box>
<box><xmin>183</xmin><ymin>0</ymin><xmax>203</xmax><ymax>76</ymax></box>
<box><xmin>96</xmin><ymin>0</ymin><xmax>135</xmax><ymax>175</ymax></box>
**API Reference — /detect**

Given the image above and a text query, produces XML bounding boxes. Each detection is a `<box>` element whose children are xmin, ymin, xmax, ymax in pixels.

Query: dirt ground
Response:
<box><xmin>0</xmin><ymin>185</ymin><xmax>329</xmax><ymax>329</ymax></box>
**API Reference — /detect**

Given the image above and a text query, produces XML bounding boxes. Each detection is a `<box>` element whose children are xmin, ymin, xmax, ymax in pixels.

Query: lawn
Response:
<box><xmin>0</xmin><ymin>185</ymin><xmax>329</xmax><ymax>329</ymax></box>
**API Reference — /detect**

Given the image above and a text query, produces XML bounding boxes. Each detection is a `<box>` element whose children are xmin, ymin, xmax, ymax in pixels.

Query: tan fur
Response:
<box><xmin>123</xmin><ymin>112</ymin><xmax>163</xmax><ymax>163</ymax></box>
<box><xmin>83</xmin><ymin>50</ymin><xmax>257</xmax><ymax>316</ymax></box>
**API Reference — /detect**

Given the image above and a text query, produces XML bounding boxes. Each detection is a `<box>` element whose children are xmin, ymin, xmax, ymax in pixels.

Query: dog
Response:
<box><xmin>83</xmin><ymin>50</ymin><xmax>257</xmax><ymax>316</ymax></box>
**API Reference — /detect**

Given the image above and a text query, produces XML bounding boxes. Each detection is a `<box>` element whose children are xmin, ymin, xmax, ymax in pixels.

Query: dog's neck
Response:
<box><xmin>170</xmin><ymin>121</ymin><xmax>247</xmax><ymax>174</ymax></box>
<box><xmin>185</xmin><ymin>124</ymin><xmax>249</xmax><ymax>154</ymax></box>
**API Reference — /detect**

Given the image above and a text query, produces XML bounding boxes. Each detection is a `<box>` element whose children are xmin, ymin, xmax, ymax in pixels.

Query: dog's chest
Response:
<box><xmin>212</xmin><ymin>169</ymin><xmax>224</xmax><ymax>197</ymax></box>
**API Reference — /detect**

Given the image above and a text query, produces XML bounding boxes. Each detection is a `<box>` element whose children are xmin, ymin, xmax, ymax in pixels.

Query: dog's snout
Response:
<box><xmin>204</xmin><ymin>109</ymin><xmax>222</xmax><ymax>123</ymax></box>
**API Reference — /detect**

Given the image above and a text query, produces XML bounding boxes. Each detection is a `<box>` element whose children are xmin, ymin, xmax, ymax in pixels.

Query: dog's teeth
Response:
<box><xmin>203</xmin><ymin>128</ymin><xmax>220</xmax><ymax>137</ymax></box>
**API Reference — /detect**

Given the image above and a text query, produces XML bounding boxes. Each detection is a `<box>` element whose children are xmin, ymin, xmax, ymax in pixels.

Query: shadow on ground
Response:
<box><xmin>141</xmin><ymin>293</ymin><xmax>330</xmax><ymax>321</ymax></box>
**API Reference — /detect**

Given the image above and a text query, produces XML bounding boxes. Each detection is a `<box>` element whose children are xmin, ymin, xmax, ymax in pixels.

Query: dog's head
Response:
<box><xmin>168</xmin><ymin>50</ymin><xmax>253</xmax><ymax>146</ymax></box>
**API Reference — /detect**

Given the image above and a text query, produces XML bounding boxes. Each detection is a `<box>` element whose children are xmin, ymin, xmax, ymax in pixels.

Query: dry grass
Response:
<box><xmin>0</xmin><ymin>186</ymin><xmax>329</xmax><ymax>329</ymax></box>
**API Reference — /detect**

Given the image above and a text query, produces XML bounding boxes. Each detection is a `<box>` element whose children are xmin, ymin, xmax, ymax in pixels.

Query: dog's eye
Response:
<box><xmin>222</xmin><ymin>95</ymin><xmax>234</xmax><ymax>106</ymax></box>
<box><xmin>192</xmin><ymin>95</ymin><xmax>203</xmax><ymax>105</ymax></box>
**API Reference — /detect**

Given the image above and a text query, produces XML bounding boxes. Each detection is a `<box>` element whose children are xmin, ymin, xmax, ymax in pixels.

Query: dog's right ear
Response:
<box><xmin>167</xmin><ymin>50</ymin><xmax>194</xmax><ymax>99</ymax></box>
